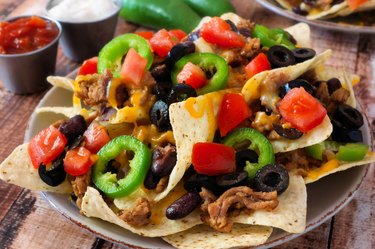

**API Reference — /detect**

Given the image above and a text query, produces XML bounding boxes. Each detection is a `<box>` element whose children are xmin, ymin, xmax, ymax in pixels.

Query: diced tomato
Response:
<box><xmin>168</xmin><ymin>29</ymin><xmax>187</xmax><ymax>42</ymax></box>
<box><xmin>200</xmin><ymin>17</ymin><xmax>245</xmax><ymax>48</ymax></box>
<box><xmin>28</xmin><ymin>125</ymin><xmax>67</xmax><ymax>168</ymax></box>
<box><xmin>135</xmin><ymin>31</ymin><xmax>154</xmax><ymax>40</ymax></box>
<box><xmin>149</xmin><ymin>29</ymin><xmax>177</xmax><ymax>58</ymax></box>
<box><xmin>78</xmin><ymin>57</ymin><xmax>98</xmax><ymax>76</ymax></box>
<box><xmin>83</xmin><ymin>123</ymin><xmax>111</xmax><ymax>154</ymax></box>
<box><xmin>192</xmin><ymin>142</ymin><xmax>236</xmax><ymax>176</ymax></box>
<box><xmin>278</xmin><ymin>87</ymin><xmax>327</xmax><ymax>132</ymax></box>
<box><xmin>218</xmin><ymin>93</ymin><xmax>252</xmax><ymax>137</ymax></box>
<box><xmin>176</xmin><ymin>62</ymin><xmax>207</xmax><ymax>89</ymax></box>
<box><xmin>120</xmin><ymin>48</ymin><xmax>148</xmax><ymax>86</ymax></box>
<box><xmin>245</xmin><ymin>53</ymin><xmax>271</xmax><ymax>79</ymax></box>
<box><xmin>63</xmin><ymin>147</ymin><xmax>96</xmax><ymax>176</ymax></box>
<box><xmin>347</xmin><ymin>0</ymin><xmax>368</xmax><ymax>10</ymax></box>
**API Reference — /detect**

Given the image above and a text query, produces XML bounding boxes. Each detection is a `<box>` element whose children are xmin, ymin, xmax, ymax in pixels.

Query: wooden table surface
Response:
<box><xmin>0</xmin><ymin>0</ymin><xmax>374</xmax><ymax>248</ymax></box>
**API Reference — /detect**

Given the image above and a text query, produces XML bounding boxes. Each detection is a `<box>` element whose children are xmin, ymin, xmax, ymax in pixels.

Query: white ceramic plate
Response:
<box><xmin>256</xmin><ymin>0</ymin><xmax>375</xmax><ymax>34</ymax></box>
<box><xmin>25</xmin><ymin>86</ymin><xmax>371</xmax><ymax>248</ymax></box>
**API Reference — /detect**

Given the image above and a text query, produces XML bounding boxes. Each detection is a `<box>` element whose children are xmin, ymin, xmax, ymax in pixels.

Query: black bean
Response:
<box><xmin>165</xmin><ymin>41</ymin><xmax>195</xmax><ymax>70</ymax></box>
<box><xmin>168</xmin><ymin>83</ymin><xmax>197</xmax><ymax>105</ymax></box>
<box><xmin>238</xmin><ymin>28</ymin><xmax>252</xmax><ymax>38</ymax></box>
<box><xmin>253</xmin><ymin>164</ymin><xmax>289</xmax><ymax>194</ymax></box>
<box><xmin>332</xmin><ymin>104</ymin><xmax>364</xmax><ymax>129</ymax></box>
<box><xmin>150</xmin><ymin>100</ymin><xmax>171</xmax><ymax>132</ymax></box>
<box><xmin>166</xmin><ymin>191</ymin><xmax>201</xmax><ymax>220</ymax></box>
<box><xmin>273</xmin><ymin>124</ymin><xmax>303</xmax><ymax>140</ymax></box>
<box><xmin>38</xmin><ymin>152</ymin><xmax>66</xmax><ymax>187</ymax></box>
<box><xmin>58</xmin><ymin>115</ymin><xmax>87</xmax><ymax>144</ymax></box>
<box><xmin>279</xmin><ymin>79</ymin><xmax>316</xmax><ymax>98</ymax></box>
<box><xmin>143</xmin><ymin>170</ymin><xmax>161</xmax><ymax>190</ymax></box>
<box><xmin>151</xmin><ymin>145</ymin><xmax>177</xmax><ymax>177</ymax></box>
<box><xmin>327</xmin><ymin>77</ymin><xmax>342</xmax><ymax>95</ymax></box>
<box><xmin>215</xmin><ymin>171</ymin><xmax>248</xmax><ymax>192</ymax></box>
<box><xmin>154</xmin><ymin>81</ymin><xmax>173</xmax><ymax>101</ymax></box>
<box><xmin>151</xmin><ymin>64</ymin><xmax>170</xmax><ymax>82</ymax></box>
<box><xmin>292</xmin><ymin>48</ymin><xmax>316</xmax><ymax>63</ymax></box>
<box><xmin>267</xmin><ymin>45</ymin><xmax>296</xmax><ymax>68</ymax></box>
<box><xmin>235</xmin><ymin>149</ymin><xmax>258</xmax><ymax>168</ymax></box>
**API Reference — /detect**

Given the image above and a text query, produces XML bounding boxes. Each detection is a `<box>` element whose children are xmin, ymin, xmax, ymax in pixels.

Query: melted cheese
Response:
<box><xmin>132</xmin><ymin>125</ymin><xmax>175</xmax><ymax>149</ymax></box>
<box><xmin>307</xmin><ymin>159</ymin><xmax>339</xmax><ymax>180</ymax></box>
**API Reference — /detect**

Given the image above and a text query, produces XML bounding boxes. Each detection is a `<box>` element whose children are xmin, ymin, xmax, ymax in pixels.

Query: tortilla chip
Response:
<box><xmin>284</xmin><ymin>23</ymin><xmax>311</xmax><ymax>48</ymax></box>
<box><xmin>35</xmin><ymin>106</ymin><xmax>78</xmax><ymax>118</ymax></box>
<box><xmin>47</xmin><ymin>76</ymin><xmax>74</xmax><ymax>92</ymax></box>
<box><xmin>304</xmin><ymin>153</ymin><xmax>375</xmax><ymax>184</ymax></box>
<box><xmin>81</xmin><ymin>186</ymin><xmax>202</xmax><ymax>237</ymax></box>
<box><xmin>232</xmin><ymin>174</ymin><xmax>306</xmax><ymax>233</ymax></box>
<box><xmin>0</xmin><ymin>144</ymin><xmax>72</xmax><ymax>193</ymax></box>
<box><xmin>163</xmin><ymin>224</ymin><xmax>273</xmax><ymax>249</ymax></box>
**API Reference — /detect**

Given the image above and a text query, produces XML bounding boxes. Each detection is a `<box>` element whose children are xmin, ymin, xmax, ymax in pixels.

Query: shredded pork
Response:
<box><xmin>118</xmin><ymin>198</ymin><xmax>152</xmax><ymax>227</ymax></box>
<box><xmin>200</xmin><ymin>187</ymin><xmax>278</xmax><ymax>232</ymax></box>
<box><xmin>71</xmin><ymin>170</ymin><xmax>91</xmax><ymax>208</ymax></box>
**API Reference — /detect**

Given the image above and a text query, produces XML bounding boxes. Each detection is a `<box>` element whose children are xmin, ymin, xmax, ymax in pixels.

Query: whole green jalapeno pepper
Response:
<box><xmin>92</xmin><ymin>135</ymin><xmax>151</xmax><ymax>198</ymax></box>
<box><xmin>97</xmin><ymin>34</ymin><xmax>153</xmax><ymax>78</ymax></box>
<box><xmin>120</xmin><ymin>0</ymin><xmax>201</xmax><ymax>33</ymax></box>
<box><xmin>171</xmin><ymin>53</ymin><xmax>229</xmax><ymax>95</ymax></box>
<box><xmin>223</xmin><ymin>128</ymin><xmax>275</xmax><ymax>180</ymax></box>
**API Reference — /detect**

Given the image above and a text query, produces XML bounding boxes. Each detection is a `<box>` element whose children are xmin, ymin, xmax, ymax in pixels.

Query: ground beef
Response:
<box><xmin>200</xmin><ymin>187</ymin><xmax>278</xmax><ymax>233</ymax></box>
<box><xmin>118</xmin><ymin>198</ymin><xmax>152</xmax><ymax>227</ymax></box>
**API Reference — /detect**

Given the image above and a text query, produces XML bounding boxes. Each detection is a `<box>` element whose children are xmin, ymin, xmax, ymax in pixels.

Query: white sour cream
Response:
<box><xmin>48</xmin><ymin>0</ymin><xmax>119</xmax><ymax>23</ymax></box>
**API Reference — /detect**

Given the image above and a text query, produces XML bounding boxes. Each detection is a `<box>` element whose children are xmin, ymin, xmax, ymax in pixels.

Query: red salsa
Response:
<box><xmin>0</xmin><ymin>16</ymin><xmax>59</xmax><ymax>54</ymax></box>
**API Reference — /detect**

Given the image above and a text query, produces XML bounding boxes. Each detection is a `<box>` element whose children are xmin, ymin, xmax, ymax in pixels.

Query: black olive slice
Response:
<box><xmin>279</xmin><ymin>79</ymin><xmax>316</xmax><ymax>98</ymax></box>
<box><xmin>38</xmin><ymin>152</ymin><xmax>66</xmax><ymax>187</ymax></box>
<box><xmin>273</xmin><ymin>124</ymin><xmax>303</xmax><ymax>140</ymax></box>
<box><xmin>327</xmin><ymin>77</ymin><xmax>342</xmax><ymax>95</ymax></box>
<box><xmin>68</xmin><ymin>135</ymin><xmax>84</xmax><ymax>150</ymax></box>
<box><xmin>150</xmin><ymin>100</ymin><xmax>171</xmax><ymax>132</ymax></box>
<box><xmin>184</xmin><ymin>174</ymin><xmax>217</xmax><ymax>193</ymax></box>
<box><xmin>332</xmin><ymin>104</ymin><xmax>364</xmax><ymax>129</ymax></box>
<box><xmin>253</xmin><ymin>164</ymin><xmax>289</xmax><ymax>194</ymax></box>
<box><xmin>215</xmin><ymin>171</ymin><xmax>248</xmax><ymax>192</ymax></box>
<box><xmin>235</xmin><ymin>149</ymin><xmax>259</xmax><ymax>168</ymax></box>
<box><xmin>225</xmin><ymin>19</ymin><xmax>238</xmax><ymax>32</ymax></box>
<box><xmin>331</xmin><ymin>119</ymin><xmax>363</xmax><ymax>143</ymax></box>
<box><xmin>267</xmin><ymin>45</ymin><xmax>296</xmax><ymax>68</ymax></box>
<box><xmin>165</xmin><ymin>41</ymin><xmax>195</xmax><ymax>70</ymax></box>
<box><xmin>292</xmin><ymin>48</ymin><xmax>316</xmax><ymax>63</ymax></box>
<box><xmin>168</xmin><ymin>83</ymin><xmax>197</xmax><ymax>105</ymax></box>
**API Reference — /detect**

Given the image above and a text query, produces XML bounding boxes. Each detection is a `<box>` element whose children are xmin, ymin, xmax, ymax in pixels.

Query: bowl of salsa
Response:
<box><xmin>0</xmin><ymin>15</ymin><xmax>62</xmax><ymax>94</ymax></box>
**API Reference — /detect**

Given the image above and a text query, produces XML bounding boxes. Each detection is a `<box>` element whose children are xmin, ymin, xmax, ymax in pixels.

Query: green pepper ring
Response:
<box><xmin>171</xmin><ymin>52</ymin><xmax>229</xmax><ymax>95</ymax></box>
<box><xmin>223</xmin><ymin>127</ymin><xmax>275</xmax><ymax>180</ymax></box>
<box><xmin>92</xmin><ymin>135</ymin><xmax>151</xmax><ymax>199</ymax></box>
<box><xmin>97</xmin><ymin>34</ymin><xmax>153</xmax><ymax>78</ymax></box>
<box><xmin>252</xmin><ymin>24</ymin><xmax>296</xmax><ymax>50</ymax></box>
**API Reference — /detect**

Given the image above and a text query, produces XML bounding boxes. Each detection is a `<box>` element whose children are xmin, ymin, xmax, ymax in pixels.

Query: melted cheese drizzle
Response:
<box><xmin>307</xmin><ymin>159</ymin><xmax>340</xmax><ymax>180</ymax></box>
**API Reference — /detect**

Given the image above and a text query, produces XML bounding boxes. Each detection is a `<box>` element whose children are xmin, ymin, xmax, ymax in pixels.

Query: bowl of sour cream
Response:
<box><xmin>46</xmin><ymin>0</ymin><xmax>121</xmax><ymax>62</ymax></box>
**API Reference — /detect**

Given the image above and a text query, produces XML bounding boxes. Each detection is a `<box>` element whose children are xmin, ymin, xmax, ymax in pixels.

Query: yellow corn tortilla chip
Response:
<box><xmin>81</xmin><ymin>186</ymin><xmax>202</xmax><ymax>237</ymax></box>
<box><xmin>163</xmin><ymin>224</ymin><xmax>273</xmax><ymax>249</ymax></box>
<box><xmin>304</xmin><ymin>153</ymin><xmax>375</xmax><ymax>184</ymax></box>
<box><xmin>0</xmin><ymin>144</ymin><xmax>72</xmax><ymax>193</ymax></box>
<box><xmin>47</xmin><ymin>76</ymin><xmax>74</xmax><ymax>91</ymax></box>
<box><xmin>35</xmin><ymin>106</ymin><xmax>78</xmax><ymax>118</ymax></box>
